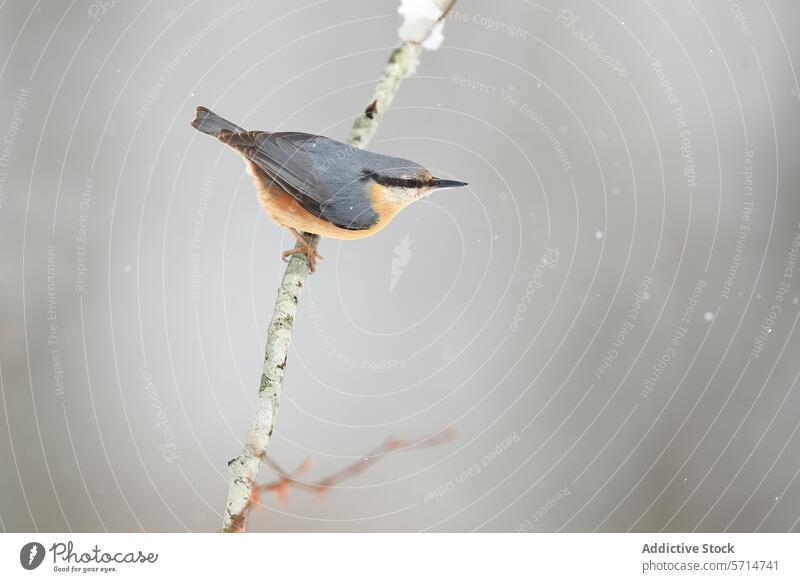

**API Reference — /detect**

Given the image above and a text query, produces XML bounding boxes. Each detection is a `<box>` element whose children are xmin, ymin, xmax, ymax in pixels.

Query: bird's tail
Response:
<box><xmin>191</xmin><ymin>106</ymin><xmax>245</xmax><ymax>137</ymax></box>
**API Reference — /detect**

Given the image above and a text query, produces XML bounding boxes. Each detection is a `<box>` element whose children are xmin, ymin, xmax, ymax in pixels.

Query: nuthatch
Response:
<box><xmin>191</xmin><ymin>106</ymin><xmax>467</xmax><ymax>271</ymax></box>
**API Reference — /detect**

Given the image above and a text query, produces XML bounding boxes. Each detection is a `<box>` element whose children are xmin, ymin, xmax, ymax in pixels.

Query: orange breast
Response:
<box><xmin>248</xmin><ymin>162</ymin><xmax>406</xmax><ymax>240</ymax></box>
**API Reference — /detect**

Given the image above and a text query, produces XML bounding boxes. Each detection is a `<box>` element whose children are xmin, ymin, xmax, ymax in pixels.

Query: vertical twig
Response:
<box><xmin>223</xmin><ymin>0</ymin><xmax>459</xmax><ymax>532</ymax></box>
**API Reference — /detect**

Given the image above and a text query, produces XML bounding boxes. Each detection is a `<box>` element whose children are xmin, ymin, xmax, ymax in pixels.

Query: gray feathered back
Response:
<box><xmin>252</xmin><ymin>133</ymin><xmax>424</xmax><ymax>230</ymax></box>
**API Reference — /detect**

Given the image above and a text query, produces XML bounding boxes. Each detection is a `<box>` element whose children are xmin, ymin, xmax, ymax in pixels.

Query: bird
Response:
<box><xmin>191</xmin><ymin>106</ymin><xmax>467</xmax><ymax>271</ymax></box>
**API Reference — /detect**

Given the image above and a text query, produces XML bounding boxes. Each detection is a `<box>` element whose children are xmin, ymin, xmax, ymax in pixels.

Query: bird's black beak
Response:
<box><xmin>432</xmin><ymin>178</ymin><xmax>468</xmax><ymax>189</ymax></box>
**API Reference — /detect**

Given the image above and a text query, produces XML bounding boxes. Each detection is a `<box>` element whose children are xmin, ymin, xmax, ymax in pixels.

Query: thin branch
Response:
<box><xmin>230</xmin><ymin>429</ymin><xmax>456</xmax><ymax>529</ymax></box>
<box><xmin>222</xmin><ymin>0</ymin><xmax>460</xmax><ymax>532</ymax></box>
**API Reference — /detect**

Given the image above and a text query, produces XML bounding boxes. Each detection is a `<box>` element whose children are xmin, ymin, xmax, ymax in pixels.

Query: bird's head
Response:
<box><xmin>361</xmin><ymin>166</ymin><xmax>467</xmax><ymax>205</ymax></box>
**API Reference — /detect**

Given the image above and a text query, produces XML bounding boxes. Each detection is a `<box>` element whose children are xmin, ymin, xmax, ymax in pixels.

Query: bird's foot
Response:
<box><xmin>282</xmin><ymin>245</ymin><xmax>323</xmax><ymax>272</ymax></box>
<box><xmin>283</xmin><ymin>229</ymin><xmax>323</xmax><ymax>272</ymax></box>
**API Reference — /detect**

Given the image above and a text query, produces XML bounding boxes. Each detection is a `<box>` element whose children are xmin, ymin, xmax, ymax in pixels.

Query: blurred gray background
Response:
<box><xmin>2</xmin><ymin>0</ymin><xmax>800</xmax><ymax>532</ymax></box>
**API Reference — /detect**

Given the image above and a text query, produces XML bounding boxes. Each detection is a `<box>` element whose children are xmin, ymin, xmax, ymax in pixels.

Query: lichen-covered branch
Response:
<box><xmin>222</xmin><ymin>0</ymin><xmax>459</xmax><ymax>533</ymax></box>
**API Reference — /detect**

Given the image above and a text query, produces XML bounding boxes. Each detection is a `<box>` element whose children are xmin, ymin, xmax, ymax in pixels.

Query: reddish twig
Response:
<box><xmin>228</xmin><ymin>428</ymin><xmax>455</xmax><ymax>531</ymax></box>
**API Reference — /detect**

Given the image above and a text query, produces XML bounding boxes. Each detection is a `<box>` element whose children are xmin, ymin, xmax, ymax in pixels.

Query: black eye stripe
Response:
<box><xmin>360</xmin><ymin>169</ymin><xmax>433</xmax><ymax>189</ymax></box>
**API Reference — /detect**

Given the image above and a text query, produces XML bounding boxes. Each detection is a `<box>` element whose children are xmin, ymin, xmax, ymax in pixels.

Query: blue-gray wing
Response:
<box><xmin>222</xmin><ymin>130</ymin><xmax>381</xmax><ymax>230</ymax></box>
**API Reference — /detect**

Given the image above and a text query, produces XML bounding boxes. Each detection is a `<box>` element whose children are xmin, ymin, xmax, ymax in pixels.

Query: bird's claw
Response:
<box><xmin>283</xmin><ymin>228</ymin><xmax>323</xmax><ymax>272</ymax></box>
<box><xmin>282</xmin><ymin>244</ymin><xmax>323</xmax><ymax>273</ymax></box>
